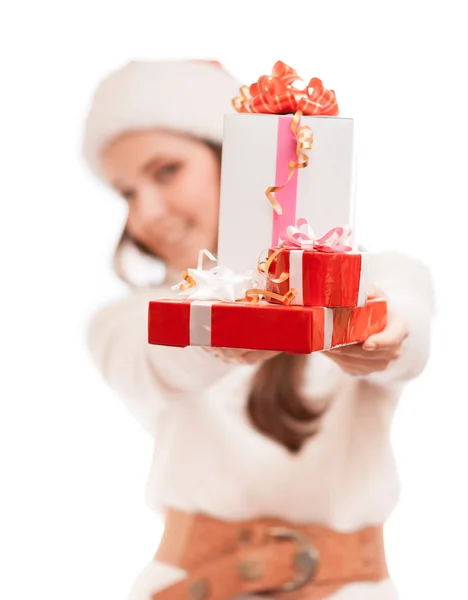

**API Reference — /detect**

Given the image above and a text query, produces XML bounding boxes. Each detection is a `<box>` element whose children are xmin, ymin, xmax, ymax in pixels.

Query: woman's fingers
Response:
<box><xmin>362</xmin><ymin>314</ymin><xmax>408</xmax><ymax>351</ymax></box>
<box><xmin>326</xmin><ymin>352</ymin><xmax>392</xmax><ymax>374</ymax></box>
<box><xmin>241</xmin><ymin>350</ymin><xmax>281</xmax><ymax>364</ymax></box>
<box><xmin>328</xmin><ymin>344</ymin><xmax>395</xmax><ymax>359</ymax></box>
<box><xmin>201</xmin><ymin>347</ymin><xmax>281</xmax><ymax>365</ymax></box>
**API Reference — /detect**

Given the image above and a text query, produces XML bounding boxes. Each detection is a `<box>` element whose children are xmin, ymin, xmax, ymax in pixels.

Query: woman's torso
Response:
<box><xmin>132</xmin><ymin>354</ymin><xmax>401</xmax><ymax>600</ymax></box>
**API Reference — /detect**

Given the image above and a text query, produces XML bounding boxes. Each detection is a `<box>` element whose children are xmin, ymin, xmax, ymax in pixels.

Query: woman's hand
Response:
<box><xmin>202</xmin><ymin>286</ymin><xmax>409</xmax><ymax>373</ymax></box>
<box><xmin>201</xmin><ymin>347</ymin><xmax>281</xmax><ymax>365</ymax></box>
<box><xmin>324</xmin><ymin>303</ymin><xmax>409</xmax><ymax>376</ymax></box>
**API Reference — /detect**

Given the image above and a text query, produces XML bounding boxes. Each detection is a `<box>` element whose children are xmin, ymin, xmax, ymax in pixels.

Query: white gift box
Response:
<box><xmin>218</xmin><ymin>114</ymin><xmax>356</xmax><ymax>274</ymax></box>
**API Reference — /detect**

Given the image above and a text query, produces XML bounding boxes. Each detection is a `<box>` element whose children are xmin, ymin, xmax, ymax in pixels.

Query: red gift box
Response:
<box><xmin>148</xmin><ymin>298</ymin><xmax>386</xmax><ymax>354</ymax></box>
<box><xmin>264</xmin><ymin>248</ymin><xmax>368</xmax><ymax>308</ymax></box>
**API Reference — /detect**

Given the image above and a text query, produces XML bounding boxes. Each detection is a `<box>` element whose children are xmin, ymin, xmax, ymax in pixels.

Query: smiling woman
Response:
<box><xmin>100</xmin><ymin>131</ymin><xmax>221</xmax><ymax>271</ymax></box>
<box><xmin>82</xmin><ymin>59</ymin><xmax>434</xmax><ymax>600</ymax></box>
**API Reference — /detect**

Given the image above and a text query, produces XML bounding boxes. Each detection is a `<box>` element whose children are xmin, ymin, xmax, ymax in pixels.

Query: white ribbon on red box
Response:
<box><xmin>189</xmin><ymin>301</ymin><xmax>214</xmax><ymax>347</ymax></box>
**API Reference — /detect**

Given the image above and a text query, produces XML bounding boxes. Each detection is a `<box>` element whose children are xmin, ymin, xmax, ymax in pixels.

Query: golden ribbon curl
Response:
<box><xmin>178</xmin><ymin>271</ymin><xmax>196</xmax><ymax>290</ymax></box>
<box><xmin>175</xmin><ymin>249</ymin><xmax>217</xmax><ymax>291</ymax></box>
<box><xmin>242</xmin><ymin>288</ymin><xmax>297</xmax><ymax>305</ymax></box>
<box><xmin>265</xmin><ymin>110</ymin><xmax>313</xmax><ymax>215</ymax></box>
<box><xmin>257</xmin><ymin>247</ymin><xmax>289</xmax><ymax>284</ymax></box>
<box><xmin>232</xmin><ymin>85</ymin><xmax>251</xmax><ymax>112</ymax></box>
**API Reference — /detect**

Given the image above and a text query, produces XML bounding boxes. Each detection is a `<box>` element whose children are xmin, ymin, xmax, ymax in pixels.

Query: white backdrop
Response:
<box><xmin>1</xmin><ymin>1</ymin><xmax>467</xmax><ymax>599</ymax></box>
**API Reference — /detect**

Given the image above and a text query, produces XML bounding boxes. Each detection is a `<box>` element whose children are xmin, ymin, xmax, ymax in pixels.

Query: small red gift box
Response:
<box><xmin>148</xmin><ymin>298</ymin><xmax>386</xmax><ymax>354</ymax></box>
<box><xmin>264</xmin><ymin>248</ymin><xmax>368</xmax><ymax>308</ymax></box>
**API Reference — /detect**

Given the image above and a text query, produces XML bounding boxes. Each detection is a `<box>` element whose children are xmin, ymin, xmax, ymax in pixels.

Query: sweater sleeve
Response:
<box><xmin>361</xmin><ymin>250</ymin><xmax>435</xmax><ymax>386</ymax></box>
<box><xmin>86</xmin><ymin>286</ymin><xmax>235</xmax><ymax>431</ymax></box>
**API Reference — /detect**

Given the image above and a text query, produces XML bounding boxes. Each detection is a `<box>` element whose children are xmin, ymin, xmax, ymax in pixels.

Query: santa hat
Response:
<box><xmin>82</xmin><ymin>60</ymin><xmax>241</xmax><ymax>285</ymax></box>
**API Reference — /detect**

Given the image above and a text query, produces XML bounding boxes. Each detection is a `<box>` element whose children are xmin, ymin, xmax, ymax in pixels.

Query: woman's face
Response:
<box><xmin>100</xmin><ymin>130</ymin><xmax>220</xmax><ymax>270</ymax></box>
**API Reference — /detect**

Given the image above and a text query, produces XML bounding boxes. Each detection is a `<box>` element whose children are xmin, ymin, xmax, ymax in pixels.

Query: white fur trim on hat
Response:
<box><xmin>82</xmin><ymin>60</ymin><xmax>241</xmax><ymax>180</ymax></box>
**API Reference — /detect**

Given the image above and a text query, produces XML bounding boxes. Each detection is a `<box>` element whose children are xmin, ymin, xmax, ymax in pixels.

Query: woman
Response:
<box><xmin>83</xmin><ymin>60</ymin><xmax>434</xmax><ymax>600</ymax></box>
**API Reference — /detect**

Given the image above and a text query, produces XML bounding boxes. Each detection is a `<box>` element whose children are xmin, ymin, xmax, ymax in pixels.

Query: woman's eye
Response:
<box><xmin>121</xmin><ymin>190</ymin><xmax>135</xmax><ymax>201</ymax></box>
<box><xmin>155</xmin><ymin>163</ymin><xmax>181</xmax><ymax>182</ymax></box>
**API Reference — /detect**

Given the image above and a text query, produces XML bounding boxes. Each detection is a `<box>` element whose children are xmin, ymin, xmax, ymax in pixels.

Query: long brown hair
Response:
<box><xmin>247</xmin><ymin>353</ymin><xmax>327</xmax><ymax>452</ymax></box>
<box><xmin>113</xmin><ymin>142</ymin><xmax>327</xmax><ymax>453</ymax></box>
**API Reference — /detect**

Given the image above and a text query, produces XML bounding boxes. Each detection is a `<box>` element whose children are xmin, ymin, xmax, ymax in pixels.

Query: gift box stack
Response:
<box><xmin>148</xmin><ymin>62</ymin><xmax>387</xmax><ymax>353</ymax></box>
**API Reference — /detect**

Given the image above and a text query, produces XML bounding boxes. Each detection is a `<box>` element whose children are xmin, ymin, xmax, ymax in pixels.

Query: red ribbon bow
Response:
<box><xmin>233</xmin><ymin>61</ymin><xmax>339</xmax><ymax>116</ymax></box>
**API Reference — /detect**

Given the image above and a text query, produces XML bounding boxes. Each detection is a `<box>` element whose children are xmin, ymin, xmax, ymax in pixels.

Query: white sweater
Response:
<box><xmin>87</xmin><ymin>251</ymin><xmax>434</xmax><ymax>600</ymax></box>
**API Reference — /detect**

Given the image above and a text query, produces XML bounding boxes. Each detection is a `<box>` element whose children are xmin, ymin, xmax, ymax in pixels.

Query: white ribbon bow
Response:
<box><xmin>172</xmin><ymin>249</ymin><xmax>260</xmax><ymax>303</ymax></box>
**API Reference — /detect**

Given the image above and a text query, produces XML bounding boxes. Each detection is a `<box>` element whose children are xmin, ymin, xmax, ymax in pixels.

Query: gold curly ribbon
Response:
<box><xmin>232</xmin><ymin>85</ymin><xmax>251</xmax><ymax>112</ymax></box>
<box><xmin>177</xmin><ymin>271</ymin><xmax>197</xmax><ymax>291</ymax></box>
<box><xmin>265</xmin><ymin>110</ymin><xmax>313</xmax><ymax>215</ymax></box>
<box><xmin>174</xmin><ymin>249</ymin><xmax>217</xmax><ymax>291</ymax></box>
<box><xmin>257</xmin><ymin>247</ymin><xmax>289</xmax><ymax>284</ymax></box>
<box><xmin>242</xmin><ymin>288</ymin><xmax>297</xmax><ymax>305</ymax></box>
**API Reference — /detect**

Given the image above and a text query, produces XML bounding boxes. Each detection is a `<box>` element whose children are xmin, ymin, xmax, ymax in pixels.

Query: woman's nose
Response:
<box><xmin>130</xmin><ymin>184</ymin><xmax>166</xmax><ymax>224</ymax></box>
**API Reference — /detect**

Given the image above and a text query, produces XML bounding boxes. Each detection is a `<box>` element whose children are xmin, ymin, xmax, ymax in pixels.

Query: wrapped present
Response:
<box><xmin>263</xmin><ymin>218</ymin><xmax>369</xmax><ymax>307</ymax></box>
<box><xmin>148</xmin><ymin>298</ymin><xmax>387</xmax><ymax>354</ymax></box>
<box><xmin>217</xmin><ymin>62</ymin><xmax>355</xmax><ymax>275</ymax></box>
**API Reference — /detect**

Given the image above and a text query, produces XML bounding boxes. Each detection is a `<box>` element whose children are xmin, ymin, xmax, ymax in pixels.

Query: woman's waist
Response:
<box><xmin>146</xmin><ymin>508</ymin><xmax>390</xmax><ymax>600</ymax></box>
